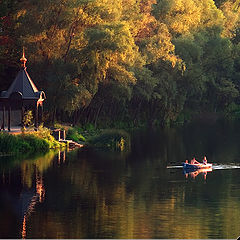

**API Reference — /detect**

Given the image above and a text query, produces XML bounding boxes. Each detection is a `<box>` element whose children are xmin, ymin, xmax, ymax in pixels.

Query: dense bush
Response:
<box><xmin>0</xmin><ymin>132</ymin><xmax>49</xmax><ymax>155</ymax></box>
<box><xmin>66</xmin><ymin>127</ymin><xmax>86</xmax><ymax>142</ymax></box>
<box><xmin>34</xmin><ymin>125</ymin><xmax>63</xmax><ymax>149</ymax></box>
<box><xmin>87</xmin><ymin>129</ymin><xmax>130</xmax><ymax>151</ymax></box>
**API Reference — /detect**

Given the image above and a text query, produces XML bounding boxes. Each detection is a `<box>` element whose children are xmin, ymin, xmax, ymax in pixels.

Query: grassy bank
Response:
<box><xmin>0</xmin><ymin>127</ymin><xmax>64</xmax><ymax>156</ymax></box>
<box><xmin>61</xmin><ymin>124</ymin><xmax>130</xmax><ymax>151</ymax></box>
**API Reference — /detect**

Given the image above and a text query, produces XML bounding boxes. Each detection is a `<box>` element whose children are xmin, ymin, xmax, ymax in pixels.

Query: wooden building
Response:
<box><xmin>0</xmin><ymin>50</ymin><xmax>46</xmax><ymax>131</ymax></box>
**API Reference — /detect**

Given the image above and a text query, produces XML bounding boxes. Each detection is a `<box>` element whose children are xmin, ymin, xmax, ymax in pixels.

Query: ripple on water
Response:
<box><xmin>212</xmin><ymin>164</ymin><xmax>240</xmax><ymax>170</ymax></box>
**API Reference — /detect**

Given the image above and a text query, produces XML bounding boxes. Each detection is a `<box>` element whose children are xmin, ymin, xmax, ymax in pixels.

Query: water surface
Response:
<box><xmin>0</xmin><ymin>121</ymin><xmax>240</xmax><ymax>239</ymax></box>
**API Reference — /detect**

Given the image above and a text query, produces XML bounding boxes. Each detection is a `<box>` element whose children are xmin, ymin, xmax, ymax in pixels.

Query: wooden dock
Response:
<box><xmin>59</xmin><ymin>139</ymin><xmax>84</xmax><ymax>149</ymax></box>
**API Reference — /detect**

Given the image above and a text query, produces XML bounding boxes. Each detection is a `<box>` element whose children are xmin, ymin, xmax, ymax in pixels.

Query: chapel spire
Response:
<box><xmin>20</xmin><ymin>47</ymin><xmax>27</xmax><ymax>69</ymax></box>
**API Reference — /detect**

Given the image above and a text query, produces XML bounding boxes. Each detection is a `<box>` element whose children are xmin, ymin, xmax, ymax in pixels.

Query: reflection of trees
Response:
<box><xmin>4</xmin><ymin>124</ymin><xmax>240</xmax><ymax>239</ymax></box>
<box><xmin>130</xmin><ymin>122</ymin><xmax>240</xmax><ymax>166</ymax></box>
<box><xmin>21</xmin><ymin>152</ymin><xmax>56</xmax><ymax>188</ymax></box>
<box><xmin>23</xmin><ymin>148</ymin><xmax>240</xmax><ymax>238</ymax></box>
<box><xmin>182</xmin><ymin>121</ymin><xmax>240</xmax><ymax>164</ymax></box>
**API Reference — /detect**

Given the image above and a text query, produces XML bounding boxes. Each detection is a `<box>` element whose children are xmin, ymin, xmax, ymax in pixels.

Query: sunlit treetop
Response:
<box><xmin>152</xmin><ymin>0</ymin><xmax>225</xmax><ymax>36</ymax></box>
<box><xmin>220</xmin><ymin>0</ymin><xmax>240</xmax><ymax>38</ymax></box>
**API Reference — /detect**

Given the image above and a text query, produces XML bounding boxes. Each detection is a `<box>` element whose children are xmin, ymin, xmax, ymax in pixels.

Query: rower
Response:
<box><xmin>203</xmin><ymin>156</ymin><xmax>207</xmax><ymax>165</ymax></box>
<box><xmin>191</xmin><ymin>157</ymin><xmax>200</xmax><ymax>164</ymax></box>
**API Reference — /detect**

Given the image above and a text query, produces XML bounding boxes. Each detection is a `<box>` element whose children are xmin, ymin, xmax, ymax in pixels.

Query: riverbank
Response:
<box><xmin>60</xmin><ymin>124</ymin><xmax>130</xmax><ymax>151</ymax></box>
<box><xmin>0</xmin><ymin>127</ymin><xmax>65</xmax><ymax>156</ymax></box>
<box><xmin>0</xmin><ymin>124</ymin><xmax>130</xmax><ymax>157</ymax></box>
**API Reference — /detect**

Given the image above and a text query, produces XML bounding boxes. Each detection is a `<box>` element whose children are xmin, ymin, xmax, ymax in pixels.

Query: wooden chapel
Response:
<box><xmin>0</xmin><ymin>50</ymin><xmax>46</xmax><ymax>131</ymax></box>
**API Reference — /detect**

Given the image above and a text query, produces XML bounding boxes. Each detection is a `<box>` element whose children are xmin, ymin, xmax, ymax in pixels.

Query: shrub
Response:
<box><xmin>87</xmin><ymin>129</ymin><xmax>130</xmax><ymax>151</ymax></box>
<box><xmin>32</xmin><ymin>125</ymin><xmax>63</xmax><ymax>149</ymax></box>
<box><xmin>0</xmin><ymin>133</ymin><xmax>18</xmax><ymax>154</ymax></box>
<box><xmin>16</xmin><ymin>140</ymin><xmax>32</xmax><ymax>153</ymax></box>
<box><xmin>23</xmin><ymin>110</ymin><xmax>34</xmax><ymax>127</ymax></box>
<box><xmin>0</xmin><ymin>132</ymin><xmax>49</xmax><ymax>155</ymax></box>
<box><xmin>21</xmin><ymin>135</ymin><xmax>49</xmax><ymax>152</ymax></box>
<box><xmin>85</xmin><ymin>123</ymin><xmax>96</xmax><ymax>132</ymax></box>
<box><xmin>224</xmin><ymin>103</ymin><xmax>240</xmax><ymax>120</ymax></box>
<box><xmin>67</xmin><ymin>128</ymin><xmax>86</xmax><ymax>142</ymax></box>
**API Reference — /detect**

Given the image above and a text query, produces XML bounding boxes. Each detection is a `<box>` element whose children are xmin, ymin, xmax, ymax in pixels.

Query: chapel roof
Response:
<box><xmin>0</xmin><ymin>49</ymin><xmax>46</xmax><ymax>101</ymax></box>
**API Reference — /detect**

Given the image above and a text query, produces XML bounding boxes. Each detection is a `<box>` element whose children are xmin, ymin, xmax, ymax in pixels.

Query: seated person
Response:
<box><xmin>203</xmin><ymin>156</ymin><xmax>207</xmax><ymax>164</ymax></box>
<box><xmin>191</xmin><ymin>157</ymin><xmax>200</xmax><ymax>165</ymax></box>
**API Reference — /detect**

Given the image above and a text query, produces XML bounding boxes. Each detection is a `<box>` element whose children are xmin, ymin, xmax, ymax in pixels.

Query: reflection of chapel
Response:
<box><xmin>0</xmin><ymin>50</ymin><xmax>46</xmax><ymax>131</ymax></box>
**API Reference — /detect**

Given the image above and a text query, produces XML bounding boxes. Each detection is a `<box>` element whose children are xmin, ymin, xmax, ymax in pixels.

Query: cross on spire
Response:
<box><xmin>20</xmin><ymin>47</ymin><xmax>27</xmax><ymax>69</ymax></box>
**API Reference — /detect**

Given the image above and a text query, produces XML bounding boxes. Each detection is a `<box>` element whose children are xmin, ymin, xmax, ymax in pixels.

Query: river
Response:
<box><xmin>0</xmin><ymin>121</ymin><xmax>240</xmax><ymax>239</ymax></box>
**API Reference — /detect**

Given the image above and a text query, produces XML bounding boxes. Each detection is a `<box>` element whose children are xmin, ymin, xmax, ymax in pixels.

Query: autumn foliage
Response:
<box><xmin>1</xmin><ymin>0</ymin><xmax>240</xmax><ymax>127</ymax></box>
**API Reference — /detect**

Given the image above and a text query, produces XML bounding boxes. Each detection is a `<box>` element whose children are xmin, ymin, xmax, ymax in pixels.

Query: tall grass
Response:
<box><xmin>0</xmin><ymin>126</ymin><xmax>66</xmax><ymax>155</ymax></box>
<box><xmin>87</xmin><ymin>129</ymin><xmax>130</xmax><ymax>151</ymax></box>
<box><xmin>0</xmin><ymin>132</ymin><xmax>49</xmax><ymax>155</ymax></box>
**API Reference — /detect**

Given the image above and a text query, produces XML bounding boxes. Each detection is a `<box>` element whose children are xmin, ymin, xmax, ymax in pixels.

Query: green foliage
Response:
<box><xmin>174</xmin><ymin>110</ymin><xmax>193</xmax><ymax>125</ymax></box>
<box><xmin>224</xmin><ymin>102</ymin><xmax>240</xmax><ymax>119</ymax></box>
<box><xmin>1</xmin><ymin>0</ymin><xmax>240</xmax><ymax>128</ymax></box>
<box><xmin>152</xmin><ymin>0</ymin><xmax>224</xmax><ymax>36</ymax></box>
<box><xmin>85</xmin><ymin>123</ymin><xmax>96</xmax><ymax>132</ymax></box>
<box><xmin>0</xmin><ymin>133</ymin><xmax>20</xmax><ymax>155</ymax></box>
<box><xmin>21</xmin><ymin>134</ymin><xmax>50</xmax><ymax>152</ymax></box>
<box><xmin>66</xmin><ymin>127</ymin><xmax>86</xmax><ymax>142</ymax></box>
<box><xmin>0</xmin><ymin>125</ymin><xmax>66</xmax><ymax>156</ymax></box>
<box><xmin>0</xmin><ymin>132</ymin><xmax>49</xmax><ymax>155</ymax></box>
<box><xmin>35</xmin><ymin>125</ymin><xmax>63</xmax><ymax>149</ymax></box>
<box><xmin>87</xmin><ymin>129</ymin><xmax>130</xmax><ymax>151</ymax></box>
<box><xmin>22</xmin><ymin>110</ymin><xmax>33</xmax><ymax>130</ymax></box>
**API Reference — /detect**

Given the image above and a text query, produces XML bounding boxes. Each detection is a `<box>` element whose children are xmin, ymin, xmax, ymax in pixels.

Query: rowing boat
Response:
<box><xmin>182</xmin><ymin>162</ymin><xmax>212</xmax><ymax>170</ymax></box>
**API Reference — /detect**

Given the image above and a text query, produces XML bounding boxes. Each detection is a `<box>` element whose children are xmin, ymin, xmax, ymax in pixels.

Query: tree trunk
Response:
<box><xmin>94</xmin><ymin>103</ymin><xmax>103</xmax><ymax>128</ymax></box>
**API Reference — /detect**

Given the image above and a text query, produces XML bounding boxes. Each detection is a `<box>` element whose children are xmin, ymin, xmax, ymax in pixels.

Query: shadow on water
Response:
<box><xmin>1</xmin><ymin>121</ymin><xmax>240</xmax><ymax>238</ymax></box>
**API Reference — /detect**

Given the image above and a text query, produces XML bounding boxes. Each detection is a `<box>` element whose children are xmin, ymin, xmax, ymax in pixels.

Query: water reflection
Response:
<box><xmin>1</xmin><ymin>122</ymin><xmax>240</xmax><ymax>238</ymax></box>
<box><xmin>58</xmin><ymin>151</ymin><xmax>66</xmax><ymax>164</ymax></box>
<box><xmin>22</xmin><ymin>148</ymin><xmax>240</xmax><ymax>239</ymax></box>
<box><xmin>183</xmin><ymin>167</ymin><xmax>212</xmax><ymax>180</ymax></box>
<box><xmin>0</xmin><ymin>151</ymin><xmax>59</xmax><ymax>238</ymax></box>
<box><xmin>21</xmin><ymin>171</ymin><xmax>45</xmax><ymax>239</ymax></box>
<box><xmin>19</xmin><ymin>151</ymin><xmax>68</xmax><ymax>239</ymax></box>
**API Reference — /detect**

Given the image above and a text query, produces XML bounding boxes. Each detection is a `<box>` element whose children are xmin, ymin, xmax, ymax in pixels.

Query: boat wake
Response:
<box><xmin>166</xmin><ymin>165</ymin><xmax>183</xmax><ymax>169</ymax></box>
<box><xmin>212</xmin><ymin>164</ymin><xmax>240</xmax><ymax>170</ymax></box>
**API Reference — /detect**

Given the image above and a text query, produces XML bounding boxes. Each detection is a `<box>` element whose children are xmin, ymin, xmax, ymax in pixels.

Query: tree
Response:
<box><xmin>220</xmin><ymin>0</ymin><xmax>240</xmax><ymax>39</ymax></box>
<box><xmin>152</xmin><ymin>0</ymin><xmax>225</xmax><ymax>37</ymax></box>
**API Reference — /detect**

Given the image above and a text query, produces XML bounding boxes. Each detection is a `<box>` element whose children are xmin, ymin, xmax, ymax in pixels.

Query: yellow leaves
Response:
<box><xmin>96</xmin><ymin>0</ymin><xmax>122</xmax><ymax>20</ymax></box>
<box><xmin>232</xmin><ymin>0</ymin><xmax>240</xmax><ymax>11</ymax></box>
<box><xmin>23</xmin><ymin>28</ymin><xmax>66</xmax><ymax>61</ymax></box>
<box><xmin>220</xmin><ymin>1</ymin><xmax>240</xmax><ymax>38</ymax></box>
<box><xmin>198</xmin><ymin>0</ymin><xmax>225</xmax><ymax>28</ymax></box>
<box><xmin>78</xmin><ymin>5</ymin><xmax>103</xmax><ymax>26</ymax></box>
<box><xmin>82</xmin><ymin>22</ymin><xmax>139</xmax><ymax>85</ymax></box>
<box><xmin>135</xmin><ymin>10</ymin><xmax>158</xmax><ymax>41</ymax></box>
<box><xmin>144</xmin><ymin>23</ymin><xmax>175</xmax><ymax>63</ymax></box>
<box><xmin>107</xmin><ymin>63</ymin><xmax>137</xmax><ymax>85</ymax></box>
<box><xmin>161</xmin><ymin>0</ymin><xmax>201</xmax><ymax>35</ymax></box>
<box><xmin>139</xmin><ymin>0</ymin><xmax>157</xmax><ymax>14</ymax></box>
<box><xmin>157</xmin><ymin>0</ymin><xmax>225</xmax><ymax>36</ymax></box>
